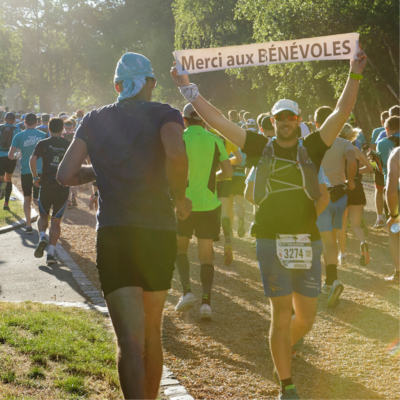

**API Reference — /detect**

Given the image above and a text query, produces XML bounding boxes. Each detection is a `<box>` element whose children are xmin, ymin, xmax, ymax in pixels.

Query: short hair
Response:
<box><xmin>41</xmin><ymin>114</ymin><xmax>50</xmax><ymax>123</ymax></box>
<box><xmin>385</xmin><ymin>116</ymin><xmax>400</xmax><ymax>132</ymax></box>
<box><xmin>76</xmin><ymin>109</ymin><xmax>85</xmax><ymax>118</ymax></box>
<box><xmin>243</xmin><ymin>112</ymin><xmax>252</xmax><ymax>122</ymax></box>
<box><xmin>64</xmin><ymin>119</ymin><xmax>74</xmax><ymax>128</ymax></box>
<box><xmin>380</xmin><ymin>111</ymin><xmax>389</xmax><ymax>122</ymax></box>
<box><xmin>389</xmin><ymin>105</ymin><xmax>400</xmax><ymax>117</ymax></box>
<box><xmin>228</xmin><ymin>110</ymin><xmax>238</xmax><ymax>120</ymax></box>
<box><xmin>257</xmin><ymin>113</ymin><xmax>268</xmax><ymax>126</ymax></box>
<box><xmin>49</xmin><ymin>118</ymin><xmax>64</xmax><ymax>134</ymax></box>
<box><xmin>239</xmin><ymin>110</ymin><xmax>246</xmax><ymax>117</ymax></box>
<box><xmin>261</xmin><ymin>115</ymin><xmax>273</xmax><ymax>131</ymax></box>
<box><xmin>314</xmin><ymin>106</ymin><xmax>333</xmax><ymax>126</ymax></box>
<box><xmin>59</xmin><ymin>112</ymin><xmax>67</xmax><ymax>117</ymax></box>
<box><xmin>339</xmin><ymin>123</ymin><xmax>358</xmax><ymax>142</ymax></box>
<box><xmin>25</xmin><ymin>113</ymin><xmax>37</xmax><ymax>125</ymax></box>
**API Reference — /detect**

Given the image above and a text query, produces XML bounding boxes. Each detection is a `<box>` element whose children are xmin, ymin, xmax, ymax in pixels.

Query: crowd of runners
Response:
<box><xmin>0</xmin><ymin>47</ymin><xmax>399</xmax><ymax>400</ymax></box>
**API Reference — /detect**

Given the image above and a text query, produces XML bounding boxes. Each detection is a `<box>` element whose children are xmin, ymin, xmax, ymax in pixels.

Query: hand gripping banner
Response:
<box><xmin>174</xmin><ymin>33</ymin><xmax>359</xmax><ymax>75</ymax></box>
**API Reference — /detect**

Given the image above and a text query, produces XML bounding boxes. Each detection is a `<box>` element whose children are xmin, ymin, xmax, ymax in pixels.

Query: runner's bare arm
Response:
<box><xmin>319</xmin><ymin>48</ymin><xmax>367</xmax><ymax>147</ymax></box>
<box><xmin>8</xmin><ymin>146</ymin><xmax>17</xmax><ymax>160</ymax></box>
<box><xmin>230</xmin><ymin>149</ymin><xmax>243</xmax><ymax>165</ymax></box>
<box><xmin>170</xmin><ymin>64</ymin><xmax>247</xmax><ymax>149</ymax></box>
<box><xmin>160</xmin><ymin>122</ymin><xmax>192</xmax><ymax>220</ymax></box>
<box><xmin>316</xmin><ymin>183</ymin><xmax>330</xmax><ymax>216</ymax></box>
<box><xmin>29</xmin><ymin>155</ymin><xmax>40</xmax><ymax>187</ymax></box>
<box><xmin>354</xmin><ymin>146</ymin><xmax>373</xmax><ymax>174</ymax></box>
<box><xmin>57</xmin><ymin>137</ymin><xmax>96</xmax><ymax>186</ymax></box>
<box><xmin>345</xmin><ymin>149</ymin><xmax>357</xmax><ymax>190</ymax></box>
<box><xmin>216</xmin><ymin>159</ymin><xmax>233</xmax><ymax>181</ymax></box>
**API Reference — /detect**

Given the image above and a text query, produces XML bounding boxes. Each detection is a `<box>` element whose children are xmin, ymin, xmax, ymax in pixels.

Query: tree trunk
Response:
<box><xmin>367</xmin><ymin>59</ymin><xmax>400</xmax><ymax>101</ymax></box>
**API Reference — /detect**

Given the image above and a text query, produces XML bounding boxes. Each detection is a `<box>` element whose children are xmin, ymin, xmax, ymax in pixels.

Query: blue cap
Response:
<box><xmin>114</xmin><ymin>53</ymin><xmax>155</xmax><ymax>83</ymax></box>
<box><xmin>5</xmin><ymin>112</ymin><xmax>15</xmax><ymax>120</ymax></box>
<box><xmin>21</xmin><ymin>114</ymin><xmax>26</xmax><ymax>120</ymax></box>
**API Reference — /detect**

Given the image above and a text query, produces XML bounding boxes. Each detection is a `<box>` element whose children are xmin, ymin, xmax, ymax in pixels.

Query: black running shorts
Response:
<box><xmin>0</xmin><ymin>156</ymin><xmax>17</xmax><ymax>176</ymax></box>
<box><xmin>38</xmin><ymin>183</ymin><xmax>70</xmax><ymax>218</ymax></box>
<box><xmin>177</xmin><ymin>206</ymin><xmax>221</xmax><ymax>240</ymax></box>
<box><xmin>374</xmin><ymin>169</ymin><xmax>385</xmax><ymax>190</ymax></box>
<box><xmin>21</xmin><ymin>173</ymin><xmax>40</xmax><ymax>198</ymax></box>
<box><xmin>217</xmin><ymin>180</ymin><xmax>232</xmax><ymax>198</ymax></box>
<box><xmin>347</xmin><ymin>182</ymin><xmax>366</xmax><ymax>206</ymax></box>
<box><xmin>230</xmin><ymin>175</ymin><xmax>246</xmax><ymax>196</ymax></box>
<box><xmin>96</xmin><ymin>226</ymin><xmax>177</xmax><ymax>296</ymax></box>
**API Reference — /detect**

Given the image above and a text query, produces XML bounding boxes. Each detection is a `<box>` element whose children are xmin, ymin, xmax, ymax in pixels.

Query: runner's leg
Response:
<box><xmin>176</xmin><ymin>236</ymin><xmax>191</xmax><ymax>293</ymax></box>
<box><xmin>291</xmin><ymin>293</ymin><xmax>318</xmax><ymax>346</ymax></box>
<box><xmin>48</xmin><ymin>217</ymin><xmax>61</xmax><ymax>246</ymax></box>
<box><xmin>105</xmin><ymin>287</ymin><xmax>146</xmax><ymax>399</ymax></box>
<box><xmin>388</xmin><ymin>230</ymin><xmax>400</xmax><ymax>274</ymax></box>
<box><xmin>348</xmin><ymin>205</ymin><xmax>365</xmax><ymax>243</ymax></box>
<box><xmin>198</xmin><ymin>238</ymin><xmax>214</xmax><ymax>305</ymax></box>
<box><xmin>220</xmin><ymin>197</ymin><xmax>233</xmax><ymax>265</ymax></box>
<box><xmin>24</xmin><ymin>196</ymin><xmax>32</xmax><ymax>227</ymax></box>
<box><xmin>375</xmin><ymin>188</ymin><xmax>384</xmax><ymax>221</ymax></box>
<box><xmin>337</xmin><ymin>207</ymin><xmax>347</xmax><ymax>257</ymax></box>
<box><xmin>269</xmin><ymin>295</ymin><xmax>293</xmax><ymax>380</ymax></box>
<box><xmin>143</xmin><ymin>290</ymin><xmax>169</xmax><ymax>399</ymax></box>
<box><xmin>228</xmin><ymin>194</ymin><xmax>235</xmax><ymax>227</ymax></box>
<box><xmin>4</xmin><ymin>172</ymin><xmax>13</xmax><ymax>205</ymax></box>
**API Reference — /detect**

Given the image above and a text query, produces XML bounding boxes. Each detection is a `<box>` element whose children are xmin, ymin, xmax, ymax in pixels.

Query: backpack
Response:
<box><xmin>253</xmin><ymin>137</ymin><xmax>321</xmax><ymax>206</ymax></box>
<box><xmin>0</xmin><ymin>125</ymin><xmax>16</xmax><ymax>151</ymax></box>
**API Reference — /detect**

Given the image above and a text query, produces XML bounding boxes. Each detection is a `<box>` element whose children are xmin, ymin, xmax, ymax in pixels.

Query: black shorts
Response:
<box><xmin>346</xmin><ymin>183</ymin><xmax>366</xmax><ymax>206</ymax></box>
<box><xmin>217</xmin><ymin>180</ymin><xmax>232</xmax><ymax>198</ymax></box>
<box><xmin>21</xmin><ymin>173</ymin><xmax>41</xmax><ymax>198</ymax></box>
<box><xmin>0</xmin><ymin>156</ymin><xmax>17</xmax><ymax>176</ymax></box>
<box><xmin>177</xmin><ymin>206</ymin><xmax>221</xmax><ymax>240</ymax></box>
<box><xmin>96</xmin><ymin>226</ymin><xmax>177</xmax><ymax>296</ymax></box>
<box><xmin>374</xmin><ymin>169</ymin><xmax>385</xmax><ymax>190</ymax></box>
<box><xmin>38</xmin><ymin>183</ymin><xmax>70</xmax><ymax>218</ymax></box>
<box><xmin>230</xmin><ymin>175</ymin><xmax>246</xmax><ymax>196</ymax></box>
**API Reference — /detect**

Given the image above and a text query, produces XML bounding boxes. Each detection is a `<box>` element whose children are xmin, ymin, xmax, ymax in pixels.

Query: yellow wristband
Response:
<box><xmin>350</xmin><ymin>72</ymin><xmax>363</xmax><ymax>80</ymax></box>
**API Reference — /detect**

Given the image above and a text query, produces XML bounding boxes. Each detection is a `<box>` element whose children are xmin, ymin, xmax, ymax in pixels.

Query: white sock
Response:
<box><xmin>40</xmin><ymin>231</ymin><xmax>46</xmax><ymax>241</ymax></box>
<box><xmin>48</xmin><ymin>245</ymin><xmax>55</xmax><ymax>256</ymax></box>
<box><xmin>378</xmin><ymin>215</ymin><xmax>384</xmax><ymax>222</ymax></box>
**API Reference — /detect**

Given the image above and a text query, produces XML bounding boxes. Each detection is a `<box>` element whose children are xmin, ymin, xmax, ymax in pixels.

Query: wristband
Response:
<box><xmin>33</xmin><ymin>177</ymin><xmax>39</xmax><ymax>181</ymax></box>
<box><xmin>350</xmin><ymin>72</ymin><xmax>363</xmax><ymax>80</ymax></box>
<box><xmin>179</xmin><ymin>84</ymin><xmax>199</xmax><ymax>103</ymax></box>
<box><xmin>390</xmin><ymin>213</ymin><xmax>399</xmax><ymax>219</ymax></box>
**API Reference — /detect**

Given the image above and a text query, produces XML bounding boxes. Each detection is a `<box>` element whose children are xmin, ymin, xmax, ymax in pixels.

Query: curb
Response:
<box><xmin>0</xmin><ymin>184</ymin><xmax>38</xmax><ymax>234</ymax></box>
<box><xmin>54</xmin><ymin>243</ymin><xmax>192</xmax><ymax>399</ymax></box>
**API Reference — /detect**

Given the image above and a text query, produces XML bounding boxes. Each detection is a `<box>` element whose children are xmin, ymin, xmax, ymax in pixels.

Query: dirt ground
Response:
<box><xmin>13</xmin><ymin>170</ymin><xmax>400</xmax><ymax>399</ymax></box>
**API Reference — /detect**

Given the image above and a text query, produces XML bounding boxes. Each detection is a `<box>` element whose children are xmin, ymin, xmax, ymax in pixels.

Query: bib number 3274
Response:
<box><xmin>276</xmin><ymin>234</ymin><xmax>313</xmax><ymax>270</ymax></box>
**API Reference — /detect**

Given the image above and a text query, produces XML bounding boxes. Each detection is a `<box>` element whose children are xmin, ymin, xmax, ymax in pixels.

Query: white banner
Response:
<box><xmin>174</xmin><ymin>33</ymin><xmax>359</xmax><ymax>75</ymax></box>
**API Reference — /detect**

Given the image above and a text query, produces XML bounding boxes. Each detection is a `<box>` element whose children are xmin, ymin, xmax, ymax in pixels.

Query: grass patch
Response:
<box><xmin>0</xmin><ymin>191</ymin><xmax>24</xmax><ymax>227</ymax></box>
<box><xmin>0</xmin><ymin>301</ymin><xmax>121</xmax><ymax>399</ymax></box>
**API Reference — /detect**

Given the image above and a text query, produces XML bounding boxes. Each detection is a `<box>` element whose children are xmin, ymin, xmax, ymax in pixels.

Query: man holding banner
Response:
<box><xmin>171</xmin><ymin>39</ymin><xmax>366</xmax><ymax>399</ymax></box>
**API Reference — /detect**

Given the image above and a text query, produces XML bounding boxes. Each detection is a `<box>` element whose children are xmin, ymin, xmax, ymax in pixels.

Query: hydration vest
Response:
<box><xmin>0</xmin><ymin>125</ymin><xmax>17</xmax><ymax>151</ymax></box>
<box><xmin>253</xmin><ymin>137</ymin><xmax>321</xmax><ymax>206</ymax></box>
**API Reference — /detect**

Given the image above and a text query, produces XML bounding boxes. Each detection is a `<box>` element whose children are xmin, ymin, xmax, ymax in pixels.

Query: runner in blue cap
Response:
<box><xmin>57</xmin><ymin>52</ymin><xmax>191</xmax><ymax>400</ymax></box>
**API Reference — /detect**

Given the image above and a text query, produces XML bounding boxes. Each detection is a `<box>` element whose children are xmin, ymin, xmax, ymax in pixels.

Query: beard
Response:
<box><xmin>276</xmin><ymin>125</ymin><xmax>301</xmax><ymax>142</ymax></box>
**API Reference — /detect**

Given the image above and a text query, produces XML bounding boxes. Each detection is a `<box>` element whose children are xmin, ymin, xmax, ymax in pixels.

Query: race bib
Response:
<box><xmin>276</xmin><ymin>234</ymin><xmax>313</xmax><ymax>270</ymax></box>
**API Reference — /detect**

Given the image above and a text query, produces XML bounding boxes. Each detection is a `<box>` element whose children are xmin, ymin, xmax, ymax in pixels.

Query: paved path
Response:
<box><xmin>0</xmin><ymin>224</ymin><xmax>88</xmax><ymax>303</ymax></box>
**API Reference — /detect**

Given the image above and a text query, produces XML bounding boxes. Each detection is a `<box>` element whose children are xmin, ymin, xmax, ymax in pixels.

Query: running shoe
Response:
<box><xmin>66</xmin><ymin>201</ymin><xmax>72</xmax><ymax>209</ymax></box>
<box><xmin>71</xmin><ymin>195</ymin><xmax>78</xmax><ymax>207</ymax></box>
<box><xmin>321</xmin><ymin>283</ymin><xmax>331</xmax><ymax>295</ymax></box>
<box><xmin>200</xmin><ymin>304</ymin><xmax>212</xmax><ymax>320</ymax></box>
<box><xmin>385</xmin><ymin>271</ymin><xmax>400</xmax><ymax>282</ymax></box>
<box><xmin>237</xmin><ymin>218</ymin><xmax>246</xmax><ymax>238</ymax></box>
<box><xmin>279</xmin><ymin>387</ymin><xmax>300</xmax><ymax>399</ymax></box>
<box><xmin>3</xmin><ymin>203</ymin><xmax>10</xmax><ymax>211</ymax></box>
<box><xmin>25</xmin><ymin>227</ymin><xmax>33</xmax><ymax>235</ymax></box>
<box><xmin>327</xmin><ymin>280</ymin><xmax>344</xmax><ymax>308</ymax></box>
<box><xmin>34</xmin><ymin>238</ymin><xmax>48</xmax><ymax>258</ymax></box>
<box><xmin>224</xmin><ymin>242</ymin><xmax>233</xmax><ymax>266</ymax></box>
<box><xmin>175</xmin><ymin>292</ymin><xmax>195</xmax><ymax>312</ymax></box>
<box><xmin>0</xmin><ymin>182</ymin><xmax>6</xmax><ymax>200</ymax></box>
<box><xmin>372</xmin><ymin>220</ymin><xmax>385</xmax><ymax>229</ymax></box>
<box><xmin>359</xmin><ymin>242</ymin><xmax>370</xmax><ymax>266</ymax></box>
<box><xmin>338</xmin><ymin>253</ymin><xmax>347</xmax><ymax>265</ymax></box>
<box><xmin>46</xmin><ymin>254</ymin><xmax>58</xmax><ymax>265</ymax></box>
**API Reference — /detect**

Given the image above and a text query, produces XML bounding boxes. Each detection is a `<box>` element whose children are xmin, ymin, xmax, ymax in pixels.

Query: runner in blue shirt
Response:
<box><xmin>8</xmin><ymin>113</ymin><xmax>46</xmax><ymax>233</ymax></box>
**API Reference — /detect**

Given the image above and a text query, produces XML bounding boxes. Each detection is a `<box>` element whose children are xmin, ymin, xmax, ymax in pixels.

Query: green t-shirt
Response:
<box><xmin>183</xmin><ymin>125</ymin><xmax>229</xmax><ymax>211</ymax></box>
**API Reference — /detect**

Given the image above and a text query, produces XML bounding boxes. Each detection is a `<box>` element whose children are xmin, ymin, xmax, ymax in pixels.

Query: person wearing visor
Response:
<box><xmin>171</xmin><ymin>47</ymin><xmax>367</xmax><ymax>400</ymax></box>
<box><xmin>57</xmin><ymin>52</ymin><xmax>190</xmax><ymax>400</ymax></box>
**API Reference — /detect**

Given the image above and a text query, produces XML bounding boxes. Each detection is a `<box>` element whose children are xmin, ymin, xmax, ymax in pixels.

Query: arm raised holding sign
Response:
<box><xmin>170</xmin><ymin>63</ymin><xmax>247</xmax><ymax>149</ymax></box>
<box><xmin>171</xmin><ymin>48</ymin><xmax>367</xmax><ymax>149</ymax></box>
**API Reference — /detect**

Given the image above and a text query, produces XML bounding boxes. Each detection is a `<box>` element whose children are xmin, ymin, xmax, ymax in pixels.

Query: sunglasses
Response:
<box><xmin>274</xmin><ymin>113</ymin><xmax>299</xmax><ymax>122</ymax></box>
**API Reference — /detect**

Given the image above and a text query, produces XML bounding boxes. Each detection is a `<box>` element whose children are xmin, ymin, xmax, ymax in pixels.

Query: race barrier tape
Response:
<box><xmin>174</xmin><ymin>33</ymin><xmax>360</xmax><ymax>75</ymax></box>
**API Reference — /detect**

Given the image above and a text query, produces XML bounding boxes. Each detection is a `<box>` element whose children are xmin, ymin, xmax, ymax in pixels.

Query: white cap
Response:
<box><xmin>271</xmin><ymin>99</ymin><xmax>300</xmax><ymax>116</ymax></box>
<box><xmin>183</xmin><ymin>103</ymin><xmax>202</xmax><ymax>121</ymax></box>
